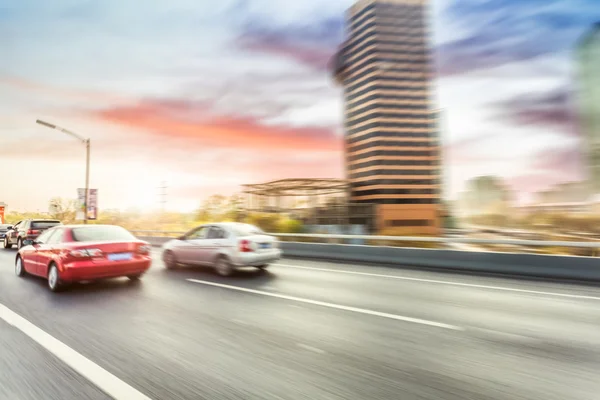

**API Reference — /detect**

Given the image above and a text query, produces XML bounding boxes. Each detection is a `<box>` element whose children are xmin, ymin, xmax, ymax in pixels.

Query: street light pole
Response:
<box><xmin>36</xmin><ymin>120</ymin><xmax>91</xmax><ymax>224</ymax></box>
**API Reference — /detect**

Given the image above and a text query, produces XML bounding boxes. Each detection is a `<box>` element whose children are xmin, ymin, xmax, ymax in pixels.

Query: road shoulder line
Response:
<box><xmin>187</xmin><ymin>279</ymin><xmax>463</xmax><ymax>331</ymax></box>
<box><xmin>0</xmin><ymin>303</ymin><xmax>152</xmax><ymax>400</ymax></box>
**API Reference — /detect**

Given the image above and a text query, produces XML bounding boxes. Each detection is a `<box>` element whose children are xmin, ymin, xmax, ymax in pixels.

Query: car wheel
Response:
<box><xmin>215</xmin><ymin>256</ymin><xmax>234</xmax><ymax>277</ymax></box>
<box><xmin>48</xmin><ymin>264</ymin><xmax>64</xmax><ymax>292</ymax></box>
<box><xmin>15</xmin><ymin>256</ymin><xmax>26</xmax><ymax>277</ymax></box>
<box><xmin>4</xmin><ymin>236</ymin><xmax>12</xmax><ymax>249</ymax></box>
<box><xmin>127</xmin><ymin>274</ymin><xmax>142</xmax><ymax>281</ymax></box>
<box><xmin>17</xmin><ymin>238</ymin><xmax>23</xmax><ymax>250</ymax></box>
<box><xmin>163</xmin><ymin>251</ymin><xmax>177</xmax><ymax>270</ymax></box>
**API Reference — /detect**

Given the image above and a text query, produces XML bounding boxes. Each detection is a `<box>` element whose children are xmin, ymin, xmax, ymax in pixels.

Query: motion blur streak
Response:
<box><xmin>0</xmin><ymin>304</ymin><xmax>153</xmax><ymax>400</ymax></box>
<box><xmin>186</xmin><ymin>278</ymin><xmax>463</xmax><ymax>330</ymax></box>
<box><xmin>2</xmin><ymin>248</ymin><xmax>600</xmax><ymax>399</ymax></box>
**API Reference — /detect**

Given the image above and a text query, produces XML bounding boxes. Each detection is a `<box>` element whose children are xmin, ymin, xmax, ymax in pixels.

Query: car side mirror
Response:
<box><xmin>23</xmin><ymin>239</ymin><xmax>34</xmax><ymax>246</ymax></box>
<box><xmin>6</xmin><ymin>226</ymin><xmax>13</xmax><ymax>230</ymax></box>
<box><xmin>177</xmin><ymin>235</ymin><xmax>186</xmax><ymax>241</ymax></box>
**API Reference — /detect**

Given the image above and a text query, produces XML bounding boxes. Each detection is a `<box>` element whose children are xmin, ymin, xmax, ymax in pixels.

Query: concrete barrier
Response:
<box><xmin>139</xmin><ymin>236</ymin><xmax>600</xmax><ymax>281</ymax></box>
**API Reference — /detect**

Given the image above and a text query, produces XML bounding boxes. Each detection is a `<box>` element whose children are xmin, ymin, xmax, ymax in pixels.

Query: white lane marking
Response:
<box><xmin>273</xmin><ymin>263</ymin><xmax>600</xmax><ymax>301</ymax></box>
<box><xmin>297</xmin><ymin>343</ymin><xmax>326</xmax><ymax>354</ymax></box>
<box><xmin>187</xmin><ymin>279</ymin><xmax>462</xmax><ymax>331</ymax></box>
<box><xmin>0</xmin><ymin>303</ymin><xmax>153</xmax><ymax>400</ymax></box>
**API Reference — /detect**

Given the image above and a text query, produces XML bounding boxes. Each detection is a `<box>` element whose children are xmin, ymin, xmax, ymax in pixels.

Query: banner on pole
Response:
<box><xmin>76</xmin><ymin>189</ymin><xmax>86</xmax><ymax>221</ymax></box>
<box><xmin>76</xmin><ymin>189</ymin><xmax>98</xmax><ymax>221</ymax></box>
<box><xmin>0</xmin><ymin>203</ymin><xmax>5</xmax><ymax>224</ymax></box>
<box><xmin>88</xmin><ymin>189</ymin><xmax>98</xmax><ymax>220</ymax></box>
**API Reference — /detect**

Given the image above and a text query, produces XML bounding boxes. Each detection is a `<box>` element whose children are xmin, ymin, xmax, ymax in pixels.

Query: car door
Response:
<box><xmin>36</xmin><ymin>228</ymin><xmax>64</xmax><ymax>277</ymax></box>
<box><xmin>9</xmin><ymin>221</ymin><xmax>22</xmax><ymax>244</ymax></box>
<box><xmin>205</xmin><ymin>226</ymin><xmax>228</xmax><ymax>264</ymax></box>
<box><xmin>24</xmin><ymin>229</ymin><xmax>56</xmax><ymax>276</ymax></box>
<box><xmin>176</xmin><ymin>226</ymin><xmax>210</xmax><ymax>264</ymax></box>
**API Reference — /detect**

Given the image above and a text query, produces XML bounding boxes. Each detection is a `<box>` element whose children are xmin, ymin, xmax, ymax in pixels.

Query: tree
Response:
<box><xmin>49</xmin><ymin>197</ymin><xmax>77</xmax><ymax>223</ymax></box>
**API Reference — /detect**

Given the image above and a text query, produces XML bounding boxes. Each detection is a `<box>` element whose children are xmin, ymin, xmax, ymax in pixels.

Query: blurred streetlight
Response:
<box><xmin>35</xmin><ymin>119</ymin><xmax>91</xmax><ymax>224</ymax></box>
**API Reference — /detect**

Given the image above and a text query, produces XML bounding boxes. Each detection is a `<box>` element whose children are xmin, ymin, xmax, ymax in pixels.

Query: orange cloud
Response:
<box><xmin>93</xmin><ymin>99</ymin><xmax>342</xmax><ymax>153</ymax></box>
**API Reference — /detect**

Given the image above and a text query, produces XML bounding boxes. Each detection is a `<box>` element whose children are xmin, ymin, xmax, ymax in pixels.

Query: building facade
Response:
<box><xmin>576</xmin><ymin>22</ymin><xmax>600</xmax><ymax>193</ymax></box>
<box><xmin>332</xmin><ymin>0</ymin><xmax>440</xmax><ymax>234</ymax></box>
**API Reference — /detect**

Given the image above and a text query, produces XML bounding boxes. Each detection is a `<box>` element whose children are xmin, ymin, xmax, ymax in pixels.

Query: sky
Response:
<box><xmin>1</xmin><ymin>0</ymin><xmax>599</xmax><ymax>212</ymax></box>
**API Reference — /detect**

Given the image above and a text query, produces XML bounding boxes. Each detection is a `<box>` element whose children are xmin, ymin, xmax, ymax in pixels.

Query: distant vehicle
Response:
<box><xmin>4</xmin><ymin>219</ymin><xmax>62</xmax><ymax>250</ymax></box>
<box><xmin>0</xmin><ymin>224</ymin><xmax>12</xmax><ymax>240</ymax></box>
<box><xmin>15</xmin><ymin>224</ymin><xmax>152</xmax><ymax>292</ymax></box>
<box><xmin>161</xmin><ymin>222</ymin><xmax>281</xmax><ymax>276</ymax></box>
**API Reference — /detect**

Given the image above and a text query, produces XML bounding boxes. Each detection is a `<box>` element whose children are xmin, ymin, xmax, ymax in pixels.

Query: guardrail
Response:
<box><xmin>132</xmin><ymin>230</ymin><xmax>600</xmax><ymax>281</ymax></box>
<box><xmin>129</xmin><ymin>230</ymin><xmax>600</xmax><ymax>249</ymax></box>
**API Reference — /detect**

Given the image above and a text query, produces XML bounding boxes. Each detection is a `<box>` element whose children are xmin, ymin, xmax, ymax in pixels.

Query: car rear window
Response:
<box><xmin>72</xmin><ymin>226</ymin><xmax>137</xmax><ymax>242</ymax></box>
<box><xmin>32</xmin><ymin>221</ymin><xmax>61</xmax><ymax>229</ymax></box>
<box><xmin>230</xmin><ymin>224</ymin><xmax>265</xmax><ymax>237</ymax></box>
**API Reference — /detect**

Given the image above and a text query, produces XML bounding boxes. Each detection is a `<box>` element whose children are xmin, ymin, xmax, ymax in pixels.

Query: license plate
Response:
<box><xmin>260</xmin><ymin>243</ymin><xmax>271</xmax><ymax>249</ymax></box>
<box><xmin>108</xmin><ymin>252</ymin><xmax>133</xmax><ymax>261</ymax></box>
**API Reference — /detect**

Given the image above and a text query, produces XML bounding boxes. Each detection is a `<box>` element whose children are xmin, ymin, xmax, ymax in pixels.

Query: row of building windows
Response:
<box><xmin>345</xmin><ymin>48</ymin><xmax>427</xmax><ymax>71</ymax></box>
<box><xmin>348</xmin><ymin>86</ymin><xmax>427</xmax><ymax>103</ymax></box>
<box><xmin>347</xmin><ymin>93</ymin><xmax>429</xmax><ymax>109</ymax></box>
<box><xmin>348</xmin><ymin>110</ymin><xmax>433</xmax><ymax>124</ymax></box>
<box><xmin>355</xmin><ymin>198</ymin><xmax>439</xmax><ymax>205</ymax></box>
<box><xmin>346</xmin><ymin>44</ymin><xmax>427</xmax><ymax>65</ymax></box>
<box><xmin>349</xmin><ymin>169</ymin><xmax>438</xmax><ymax>179</ymax></box>
<box><xmin>345</xmin><ymin>65</ymin><xmax>426</xmax><ymax>86</ymax></box>
<box><xmin>351</xmin><ymin>21</ymin><xmax>425</xmax><ymax>48</ymax></box>
<box><xmin>385</xmin><ymin>219</ymin><xmax>431</xmax><ymax>228</ymax></box>
<box><xmin>349</xmin><ymin>159</ymin><xmax>436</xmax><ymax>170</ymax></box>
<box><xmin>347</xmin><ymin>102</ymin><xmax>429</xmax><ymax>120</ymax></box>
<box><xmin>348</xmin><ymin>55</ymin><xmax>426</xmax><ymax>79</ymax></box>
<box><xmin>348</xmin><ymin>132</ymin><xmax>436</xmax><ymax>144</ymax></box>
<box><xmin>348</xmin><ymin>123</ymin><xmax>434</xmax><ymax>136</ymax></box>
<box><xmin>347</xmin><ymin>75</ymin><xmax>427</xmax><ymax>94</ymax></box>
<box><xmin>348</xmin><ymin>112</ymin><xmax>433</xmax><ymax>127</ymax></box>
<box><xmin>353</xmin><ymin>188</ymin><xmax>438</xmax><ymax>196</ymax></box>
<box><xmin>345</xmin><ymin>36</ymin><xmax>426</xmax><ymax>63</ymax></box>
<box><xmin>348</xmin><ymin>150</ymin><xmax>435</xmax><ymax>161</ymax></box>
<box><xmin>351</xmin><ymin>179</ymin><xmax>437</xmax><ymax>187</ymax></box>
<box><xmin>349</xmin><ymin>141</ymin><xmax>436</xmax><ymax>153</ymax></box>
<box><xmin>351</xmin><ymin>15</ymin><xmax>425</xmax><ymax>34</ymax></box>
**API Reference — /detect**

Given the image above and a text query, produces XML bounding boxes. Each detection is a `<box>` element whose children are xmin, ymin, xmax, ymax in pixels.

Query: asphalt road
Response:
<box><xmin>1</xmin><ymin>247</ymin><xmax>600</xmax><ymax>400</ymax></box>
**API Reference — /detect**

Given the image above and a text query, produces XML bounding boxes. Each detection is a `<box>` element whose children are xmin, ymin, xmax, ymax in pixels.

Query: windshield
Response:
<box><xmin>71</xmin><ymin>226</ymin><xmax>137</xmax><ymax>242</ymax></box>
<box><xmin>230</xmin><ymin>224</ymin><xmax>265</xmax><ymax>237</ymax></box>
<box><xmin>32</xmin><ymin>220</ymin><xmax>61</xmax><ymax>229</ymax></box>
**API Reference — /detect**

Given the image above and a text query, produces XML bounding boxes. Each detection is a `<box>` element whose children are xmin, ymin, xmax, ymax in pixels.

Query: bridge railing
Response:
<box><xmin>128</xmin><ymin>230</ymin><xmax>600</xmax><ymax>252</ymax></box>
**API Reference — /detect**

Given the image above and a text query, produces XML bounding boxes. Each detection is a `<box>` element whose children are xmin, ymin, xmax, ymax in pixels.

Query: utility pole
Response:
<box><xmin>36</xmin><ymin>120</ymin><xmax>91</xmax><ymax>224</ymax></box>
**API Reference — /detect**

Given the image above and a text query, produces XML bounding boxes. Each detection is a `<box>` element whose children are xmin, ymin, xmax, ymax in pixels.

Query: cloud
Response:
<box><xmin>506</xmin><ymin>144</ymin><xmax>584</xmax><ymax>194</ymax></box>
<box><xmin>437</xmin><ymin>0</ymin><xmax>600</xmax><ymax>75</ymax></box>
<box><xmin>92</xmin><ymin>98</ymin><xmax>342</xmax><ymax>153</ymax></box>
<box><xmin>491</xmin><ymin>86</ymin><xmax>578</xmax><ymax>136</ymax></box>
<box><xmin>235</xmin><ymin>9</ymin><xmax>344</xmax><ymax>71</ymax></box>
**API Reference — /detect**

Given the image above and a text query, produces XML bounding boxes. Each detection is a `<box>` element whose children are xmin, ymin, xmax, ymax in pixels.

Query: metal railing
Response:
<box><xmin>128</xmin><ymin>230</ymin><xmax>600</xmax><ymax>249</ymax></box>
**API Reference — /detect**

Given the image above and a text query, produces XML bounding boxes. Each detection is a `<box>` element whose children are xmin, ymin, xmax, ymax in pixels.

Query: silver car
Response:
<box><xmin>161</xmin><ymin>222</ymin><xmax>282</xmax><ymax>276</ymax></box>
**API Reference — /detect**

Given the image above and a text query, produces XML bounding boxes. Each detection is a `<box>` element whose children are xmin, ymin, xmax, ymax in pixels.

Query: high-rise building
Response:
<box><xmin>576</xmin><ymin>22</ymin><xmax>600</xmax><ymax>194</ymax></box>
<box><xmin>332</xmin><ymin>0</ymin><xmax>440</xmax><ymax>233</ymax></box>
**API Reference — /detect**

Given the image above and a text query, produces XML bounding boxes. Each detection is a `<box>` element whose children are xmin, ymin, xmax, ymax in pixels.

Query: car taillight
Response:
<box><xmin>138</xmin><ymin>244</ymin><xmax>151</xmax><ymax>255</ymax></box>
<box><xmin>69</xmin><ymin>249</ymin><xmax>103</xmax><ymax>258</ymax></box>
<box><xmin>27</xmin><ymin>229</ymin><xmax>40</xmax><ymax>235</ymax></box>
<box><xmin>239</xmin><ymin>240</ymin><xmax>253</xmax><ymax>252</ymax></box>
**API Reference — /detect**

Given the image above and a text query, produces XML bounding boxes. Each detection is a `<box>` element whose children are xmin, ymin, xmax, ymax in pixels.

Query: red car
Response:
<box><xmin>15</xmin><ymin>224</ymin><xmax>152</xmax><ymax>292</ymax></box>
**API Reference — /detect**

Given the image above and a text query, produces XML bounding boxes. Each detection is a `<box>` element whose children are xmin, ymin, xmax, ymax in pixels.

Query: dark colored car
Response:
<box><xmin>16</xmin><ymin>224</ymin><xmax>152</xmax><ymax>292</ymax></box>
<box><xmin>0</xmin><ymin>224</ymin><xmax>13</xmax><ymax>240</ymax></box>
<box><xmin>4</xmin><ymin>219</ymin><xmax>62</xmax><ymax>250</ymax></box>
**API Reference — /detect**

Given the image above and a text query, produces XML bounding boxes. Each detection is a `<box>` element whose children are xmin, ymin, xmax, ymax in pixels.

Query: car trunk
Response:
<box><xmin>243</xmin><ymin>234</ymin><xmax>277</xmax><ymax>252</ymax></box>
<box><xmin>66</xmin><ymin>240</ymin><xmax>146</xmax><ymax>262</ymax></box>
